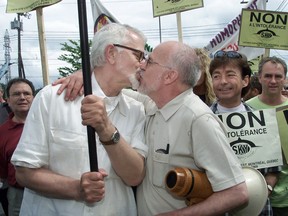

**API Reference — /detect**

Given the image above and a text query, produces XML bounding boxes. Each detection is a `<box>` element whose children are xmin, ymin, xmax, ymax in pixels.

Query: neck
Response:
<box><xmin>94</xmin><ymin>71</ymin><xmax>122</xmax><ymax>97</ymax></box>
<box><xmin>12</xmin><ymin>113</ymin><xmax>27</xmax><ymax>123</ymax></box>
<box><xmin>218</xmin><ymin>98</ymin><xmax>242</xmax><ymax>108</ymax></box>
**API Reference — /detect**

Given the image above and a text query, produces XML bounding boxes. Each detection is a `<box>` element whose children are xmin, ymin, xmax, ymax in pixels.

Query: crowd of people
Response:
<box><xmin>0</xmin><ymin>23</ymin><xmax>287</xmax><ymax>216</ymax></box>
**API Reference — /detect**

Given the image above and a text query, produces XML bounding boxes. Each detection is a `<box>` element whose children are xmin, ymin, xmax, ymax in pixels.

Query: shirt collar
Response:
<box><xmin>147</xmin><ymin>89</ymin><xmax>194</xmax><ymax>121</ymax></box>
<box><xmin>91</xmin><ymin>74</ymin><xmax>127</xmax><ymax>116</ymax></box>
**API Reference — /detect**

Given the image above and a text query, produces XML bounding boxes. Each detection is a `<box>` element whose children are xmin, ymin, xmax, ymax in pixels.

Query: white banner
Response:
<box><xmin>217</xmin><ymin>109</ymin><xmax>283</xmax><ymax>169</ymax></box>
<box><xmin>90</xmin><ymin>0</ymin><xmax>153</xmax><ymax>52</ymax></box>
<box><xmin>204</xmin><ymin>0</ymin><xmax>266</xmax><ymax>60</ymax></box>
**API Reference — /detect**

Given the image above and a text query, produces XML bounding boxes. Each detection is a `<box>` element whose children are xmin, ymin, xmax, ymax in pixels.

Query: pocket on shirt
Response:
<box><xmin>51</xmin><ymin>129</ymin><xmax>87</xmax><ymax>148</ymax></box>
<box><xmin>50</xmin><ymin>129</ymin><xmax>88</xmax><ymax>178</ymax></box>
<box><xmin>152</xmin><ymin>152</ymin><xmax>169</xmax><ymax>188</ymax></box>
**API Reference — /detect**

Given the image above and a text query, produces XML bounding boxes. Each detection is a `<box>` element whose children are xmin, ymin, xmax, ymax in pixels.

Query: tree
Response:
<box><xmin>57</xmin><ymin>39</ymin><xmax>153</xmax><ymax>78</ymax></box>
<box><xmin>58</xmin><ymin>39</ymin><xmax>92</xmax><ymax>78</ymax></box>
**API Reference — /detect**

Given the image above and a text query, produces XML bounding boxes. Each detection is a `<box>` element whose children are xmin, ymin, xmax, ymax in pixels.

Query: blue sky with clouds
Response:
<box><xmin>0</xmin><ymin>0</ymin><xmax>287</xmax><ymax>88</ymax></box>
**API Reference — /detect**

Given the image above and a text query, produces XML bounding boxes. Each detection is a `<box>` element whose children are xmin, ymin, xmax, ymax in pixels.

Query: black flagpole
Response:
<box><xmin>77</xmin><ymin>0</ymin><xmax>98</xmax><ymax>172</ymax></box>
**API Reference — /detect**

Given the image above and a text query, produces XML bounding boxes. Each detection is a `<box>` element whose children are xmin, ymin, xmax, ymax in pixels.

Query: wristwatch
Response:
<box><xmin>99</xmin><ymin>128</ymin><xmax>120</xmax><ymax>145</ymax></box>
<box><xmin>267</xmin><ymin>184</ymin><xmax>273</xmax><ymax>192</ymax></box>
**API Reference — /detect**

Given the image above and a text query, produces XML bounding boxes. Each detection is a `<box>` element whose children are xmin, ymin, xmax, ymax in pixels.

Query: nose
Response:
<box><xmin>270</xmin><ymin>76</ymin><xmax>276</xmax><ymax>83</ymax></box>
<box><xmin>220</xmin><ymin>75</ymin><xmax>228</xmax><ymax>84</ymax></box>
<box><xmin>139</xmin><ymin>60</ymin><xmax>147</xmax><ymax>71</ymax></box>
<box><xmin>19</xmin><ymin>93</ymin><xmax>26</xmax><ymax>99</ymax></box>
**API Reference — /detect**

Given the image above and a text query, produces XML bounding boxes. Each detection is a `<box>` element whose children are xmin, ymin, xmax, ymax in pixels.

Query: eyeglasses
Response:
<box><xmin>113</xmin><ymin>44</ymin><xmax>145</xmax><ymax>62</ymax></box>
<box><xmin>145</xmin><ymin>56</ymin><xmax>172</xmax><ymax>70</ymax></box>
<box><xmin>10</xmin><ymin>91</ymin><xmax>33</xmax><ymax>99</ymax></box>
<box><xmin>214</xmin><ymin>50</ymin><xmax>242</xmax><ymax>59</ymax></box>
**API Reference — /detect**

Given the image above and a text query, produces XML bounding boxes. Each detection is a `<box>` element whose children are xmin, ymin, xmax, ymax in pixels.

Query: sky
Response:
<box><xmin>0</xmin><ymin>0</ymin><xmax>287</xmax><ymax>89</ymax></box>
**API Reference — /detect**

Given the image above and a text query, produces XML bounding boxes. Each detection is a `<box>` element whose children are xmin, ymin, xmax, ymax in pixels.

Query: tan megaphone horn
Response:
<box><xmin>165</xmin><ymin>167</ymin><xmax>268</xmax><ymax>215</ymax></box>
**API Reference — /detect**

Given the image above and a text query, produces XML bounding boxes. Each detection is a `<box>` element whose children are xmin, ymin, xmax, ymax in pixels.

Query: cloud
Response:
<box><xmin>0</xmin><ymin>0</ymin><xmax>287</xmax><ymax>88</ymax></box>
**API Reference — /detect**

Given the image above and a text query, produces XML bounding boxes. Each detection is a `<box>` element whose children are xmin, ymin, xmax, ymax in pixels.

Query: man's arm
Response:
<box><xmin>81</xmin><ymin>95</ymin><xmax>146</xmax><ymax>186</ymax></box>
<box><xmin>156</xmin><ymin>182</ymin><xmax>248</xmax><ymax>216</ymax></box>
<box><xmin>52</xmin><ymin>70</ymin><xmax>84</xmax><ymax>101</ymax></box>
<box><xmin>15</xmin><ymin>166</ymin><xmax>107</xmax><ymax>203</ymax></box>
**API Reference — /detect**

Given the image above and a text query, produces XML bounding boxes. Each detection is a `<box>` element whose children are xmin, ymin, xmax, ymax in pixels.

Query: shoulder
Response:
<box><xmin>120</xmin><ymin>92</ymin><xmax>146</xmax><ymax>114</ymax></box>
<box><xmin>243</xmin><ymin>102</ymin><xmax>254</xmax><ymax>111</ymax></box>
<box><xmin>182</xmin><ymin>93</ymin><xmax>216</xmax><ymax>119</ymax></box>
<box><xmin>246</xmin><ymin>95</ymin><xmax>259</xmax><ymax>105</ymax></box>
<box><xmin>33</xmin><ymin>84</ymin><xmax>68</xmax><ymax>104</ymax></box>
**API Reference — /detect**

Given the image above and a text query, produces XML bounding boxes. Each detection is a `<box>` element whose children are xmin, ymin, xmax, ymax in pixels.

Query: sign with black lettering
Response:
<box><xmin>276</xmin><ymin>105</ymin><xmax>288</xmax><ymax>163</ymax></box>
<box><xmin>238</xmin><ymin>9</ymin><xmax>288</xmax><ymax>50</ymax></box>
<box><xmin>152</xmin><ymin>0</ymin><xmax>203</xmax><ymax>17</ymax></box>
<box><xmin>217</xmin><ymin>109</ymin><xmax>283</xmax><ymax>169</ymax></box>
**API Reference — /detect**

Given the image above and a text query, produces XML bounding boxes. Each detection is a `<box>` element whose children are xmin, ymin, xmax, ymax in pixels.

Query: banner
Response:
<box><xmin>239</xmin><ymin>9</ymin><xmax>288</xmax><ymax>50</ymax></box>
<box><xmin>6</xmin><ymin>0</ymin><xmax>61</xmax><ymax>13</ymax></box>
<box><xmin>152</xmin><ymin>0</ymin><xmax>203</xmax><ymax>17</ymax></box>
<box><xmin>276</xmin><ymin>105</ymin><xmax>288</xmax><ymax>163</ymax></box>
<box><xmin>91</xmin><ymin>0</ymin><xmax>153</xmax><ymax>52</ymax></box>
<box><xmin>204</xmin><ymin>0</ymin><xmax>266</xmax><ymax>60</ymax></box>
<box><xmin>91</xmin><ymin>0</ymin><xmax>120</xmax><ymax>33</ymax></box>
<box><xmin>217</xmin><ymin>109</ymin><xmax>283</xmax><ymax>169</ymax></box>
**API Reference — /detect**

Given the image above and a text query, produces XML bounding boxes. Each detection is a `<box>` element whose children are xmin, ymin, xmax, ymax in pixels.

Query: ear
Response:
<box><xmin>251</xmin><ymin>88</ymin><xmax>259</xmax><ymax>95</ymax></box>
<box><xmin>242</xmin><ymin>75</ymin><xmax>249</xmax><ymax>88</ymax></box>
<box><xmin>105</xmin><ymin>44</ymin><xmax>117</xmax><ymax>64</ymax></box>
<box><xmin>164</xmin><ymin>69</ymin><xmax>179</xmax><ymax>85</ymax></box>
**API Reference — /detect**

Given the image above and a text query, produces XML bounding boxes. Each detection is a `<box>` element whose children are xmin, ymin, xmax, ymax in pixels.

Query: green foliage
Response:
<box><xmin>57</xmin><ymin>39</ymin><xmax>92</xmax><ymax>78</ymax></box>
<box><xmin>57</xmin><ymin>40</ymin><xmax>152</xmax><ymax>78</ymax></box>
<box><xmin>145</xmin><ymin>43</ymin><xmax>153</xmax><ymax>53</ymax></box>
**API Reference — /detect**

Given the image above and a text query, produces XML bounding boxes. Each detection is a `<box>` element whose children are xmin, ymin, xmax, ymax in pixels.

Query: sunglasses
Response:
<box><xmin>113</xmin><ymin>44</ymin><xmax>145</xmax><ymax>62</ymax></box>
<box><xmin>214</xmin><ymin>50</ymin><xmax>242</xmax><ymax>59</ymax></box>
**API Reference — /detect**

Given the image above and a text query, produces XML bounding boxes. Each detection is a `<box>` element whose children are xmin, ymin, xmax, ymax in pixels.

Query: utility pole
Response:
<box><xmin>0</xmin><ymin>30</ymin><xmax>12</xmax><ymax>82</ymax></box>
<box><xmin>11</xmin><ymin>13</ymin><xmax>26</xmax><ymax>78</ymax></box>
<box><xmin>4</xmin><ymin>30</ymin><xmax>11</xmax><ymax>83</ymax></box>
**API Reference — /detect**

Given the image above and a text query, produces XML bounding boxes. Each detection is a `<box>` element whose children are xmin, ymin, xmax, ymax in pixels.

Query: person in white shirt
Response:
<box><xmin>11</xmin><ymin>23</ymin><xmax>148</xmax><ymax>216</ymax></box>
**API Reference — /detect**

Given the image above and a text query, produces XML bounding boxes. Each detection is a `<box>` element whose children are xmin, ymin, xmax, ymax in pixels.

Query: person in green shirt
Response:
<box><xmin>246</xmin><ymin>56</ymin><xmax>288</xmax><ymax>216</ymax></box>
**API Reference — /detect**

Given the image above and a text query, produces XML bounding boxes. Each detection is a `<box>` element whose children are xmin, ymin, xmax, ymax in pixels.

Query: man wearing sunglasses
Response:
<box><xmin>11</xmin><ymin>23</ymin><xmax>148</xmax><ymax>216</ymax></box>
<box><xmin>209</xmin><ymin>50</ymin><xmax>252</xmax><ymax>113</ymax></box>
<box><xmin>209</xmin><ymin>51</ymin><xmax>282</xmax><ymax>216</ymax></box>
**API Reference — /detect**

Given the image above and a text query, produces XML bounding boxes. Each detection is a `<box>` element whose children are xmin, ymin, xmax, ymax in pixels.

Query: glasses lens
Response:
<box><xmin>214</xmin><ymin>50</ymin><xmax>225</xmax><ymax>58</ymax></box>
<box><xmin>135</xmin><ymin>51</ymin><xmax>144</xmax><ymax>62</ymax></box>
<box><xmin>113</xmin><ymin>44</ymin><xmax>144</xmax><ymax>62</ymax></box>
<box><xmin>139</xmin><ymin>52</ymin><xmax>144</xmax><ymax>61</ymax></box>
<box><xmin>226</xmin><ymin>51</ymin><xmax>242</xmax><ymax>58</ymax></box>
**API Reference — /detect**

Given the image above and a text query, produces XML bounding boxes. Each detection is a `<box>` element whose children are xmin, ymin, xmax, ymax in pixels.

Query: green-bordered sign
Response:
<box><xmin>6</xmin><ymin>0</ymin><xmax>61</xmax><ymax>13</ymax></box>
<box><xmin>152</xmin><ymin>0</ymin><xmax>203</xmax><ymax>17</ymax></box>
<box><xmin>276</xmin><ymin>105</ymin><xmax>288</xmax><ymax>163</ymax></box>
<box><xmin>239</xmin><ymin>9</ymin><xmax>288</xmax><ymax>50</ymax></box>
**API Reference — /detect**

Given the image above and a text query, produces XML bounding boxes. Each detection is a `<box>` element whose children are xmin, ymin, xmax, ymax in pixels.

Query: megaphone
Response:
<box><xmin>165</xmin><ymin>167</ymin><xmax>268</xmax><ymax>215</ymax></box>
<box><xmin>230</xmin><ymin>167</ymin><xmax>268</xmax><ymax>216</ymax></box>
